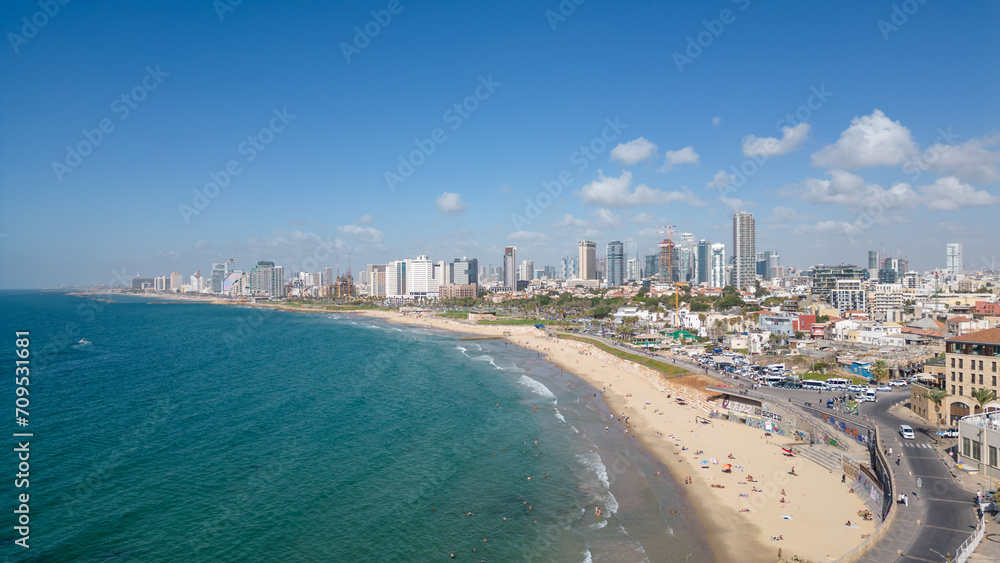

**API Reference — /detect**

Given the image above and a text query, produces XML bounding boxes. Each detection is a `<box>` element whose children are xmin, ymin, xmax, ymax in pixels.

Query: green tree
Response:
<box><xmin>923</xmin><ymin>388</ymin><xmax>950</xmax><ymax>438</ymax></box>
<box><xmin>972</xmin><ymin>387</ymin><xmax>996</xmax><ymax>414</ymax></box>
<box><xmin>871</xmin><ymin>360</ymin><xmax>889</xmax><ymax>383</ymax></box>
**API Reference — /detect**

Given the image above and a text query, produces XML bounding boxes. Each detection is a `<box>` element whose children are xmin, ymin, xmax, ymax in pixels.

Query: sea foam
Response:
<box><xmin>518</xmin><ymin>374</ymin><xmax>556</xmax><ymax>398</ymax></box>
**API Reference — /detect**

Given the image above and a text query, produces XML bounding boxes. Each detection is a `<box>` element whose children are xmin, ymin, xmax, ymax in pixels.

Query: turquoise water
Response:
<box><xmin>0</xmin><ymin>292</ymin><xmax>712</xmax><ymax>562</ymax></box>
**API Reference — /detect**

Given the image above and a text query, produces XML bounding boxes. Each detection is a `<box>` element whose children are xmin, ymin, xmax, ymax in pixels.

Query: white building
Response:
<box><xmin>405</xmin><ymin>254</ymin><xmax>439</xmax><ymax>299</ymax></box>
<box><xmin>831</xmin><ymin>279</ymin><xmax>866</xmax><ymax>315</ymax></box>
<box><xmin>367</xmin><ymin>264</ymin><xmax>387</xmax><ymax>297</ymax></box>
<box><xmin>386</xmin><ymin>261</ymin><xmax>406</xmax><ymax>298</ymax></box>
<box><xmin>710</xmin><ymin>244</ymin><xmax>726</xmax><ymax>288</ymax></box>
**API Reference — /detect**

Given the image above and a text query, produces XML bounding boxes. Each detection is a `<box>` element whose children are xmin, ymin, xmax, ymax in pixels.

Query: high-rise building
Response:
<box><xmin>643</xmin><ymin>255</ymin><xmax>658</xmax><ymax>279</ymax></box>
<box><xmin>811</xmin><ymin>264</ymin><xmax>867</xmax><ymax>297</ymax></box>
<box><xmin>658</xmin><ymin>238</ymin><xmax>678</xmax><ymax>281</ymax></box>
<box><xmin>560</xmin><ymin>256</ymin><xmax>578</xmax><ymax>280</ymax></box>
<box><xmin>732</xmin><ymin>211</ymin><xmax>756</xmax><ymax>289</ymax></box>
<box><xmin>503</xmin><ymin>246</ymin><xmax>517</xmax><ymax>289</ymax></box>
<box><xmin>406</xmin><ymin>254</ymin><xmax>439</xmax><ymax>299</ymax></box>
<box><xmin>386</xmin><ymin>261</ymin><xmax>406</xmax><ymax>297</ymax></box>
<box><xmin>756</xmin><ymin>250</ymin><xmax>779</xmax><ymax>280</ymax></box>
<box><xmin>519</xmin><ymin>260</ymin><xmax>534</xmax><ymax>282</ymax></box>
<box><xmin>323</xmin><ymin>266</ymin><xmax>334</xmax><ymax>287</ymax></box>
<box><xmin>831</xmin><ymin>279</ymin><xmax>866</xmax><ymax>314</ymax></box>
<box><xmin>250</xmin><ymin>261</ymin><xmax>276</xmax><ymax>296</ymax></box>
<box><xmin>451</xmin><ymin>258</ymin><xmax>478</xmax><ymax>285</ymax></box>
<box><xmin>710</xmin><ymin>244</ymin><xmax>726</xmax><ymax>288</ymax></box>
<box><xmin>678</xmin><ymin>233</ymin><xmax>695</xmax><ymax>282</ymax></box>
<box><xmin>579</xmin><ymin>241</ymin><xmax>596</xmax><ymax>280</ymax></box>
<box><xmin>626</xmin><ymin>258</ymin><xmax>639</xmax><ymax>283</ymax></box>
<box><xmin>606</xmin><ymin>241</ymin><xmax>624</xmax><ymax>287</ymax></box>
<box><xmin>367</xmin><ymin>264</ymin><xmax>387</xmax><ymax>297</ymax></box>
<box><xmin>868</xmin><ymin>250</ymin><xmax>881</xmax><ymax>271</ymax></box>
<box><xmin>169</xmin><ymin>272</ymin><xmax>183</xmax><ymax>292</ymax></box>
<box><xmin>696</xmin><ymin>241</ymin><xmax>711</xmax><ymax>284</ymax></box>
<box><xmin>946</xmin><ymin>243</ymin><xmax>963</xmax><ymax>275</ymax></box>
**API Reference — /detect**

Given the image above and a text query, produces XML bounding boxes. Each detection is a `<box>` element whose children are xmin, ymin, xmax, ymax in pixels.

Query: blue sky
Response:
<box><xmin>2</xmin><ymin>0</ymin><xmax>999</xmax><ymax>288</ymax></box>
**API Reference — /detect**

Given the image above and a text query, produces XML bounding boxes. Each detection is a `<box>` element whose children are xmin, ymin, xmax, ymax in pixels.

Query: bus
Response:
<box><xmin>825</xmin><ymin>377</ymin><xmax>850</xmax><ymax>389</ymax></box>
<box><xmin>802</xmin><ymin>380</ymin><xmax>828</xmax><ymax>391</ymax></box>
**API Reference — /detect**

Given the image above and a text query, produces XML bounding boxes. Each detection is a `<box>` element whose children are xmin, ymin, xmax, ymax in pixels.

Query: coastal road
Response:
<box><xmin>854</xmin><ymin>399</ymin><xmax>978</xmax><ymax>563</ymax></box>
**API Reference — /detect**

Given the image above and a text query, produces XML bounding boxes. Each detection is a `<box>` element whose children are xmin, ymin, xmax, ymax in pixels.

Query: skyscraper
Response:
<box><xmin>606</xmin><ymin>240</ymin><xmax>624</xmax><ymax>287</ymax></box>
<box><xmin>677</xmin><ymin>233</ymin><xmax>695</xmax><ymax>283</ymax></box>
<box><xmin>503</xmin><ymin>246</ymin><xmax>517</xmax><ymax>289</ymax></box>
<box><xmin>643</xmin><ymin>255</ymin><xmax>658</xmax><ymax>279</ymax></box>
<box><xmin>579</xmin><ymin>241</ymin><xmax>596</xmax><ymax>280</ymax></box>
<box><xmin>868</xmin><ymin>250</ymin><xmax>881</xmax><ymax>270</ymax></box>
<box><xmin>560</xmin><ymin>256</ymin><xmax>578</xmax><ymax>279</ymax></box>
<box><xmin>451</xmin><ymin>257</ymin><xmax>478</xmax><ymax>285</ymax></box>
<box><xmin>696</xmin><ymin>240</ymin><xmax>711</xmax><ymax>284</ymax></box>
<box><xmin>658</xmin><ymin>238</ymin><xmax>678</xmax><ymax>281</ymax></box>
<box><xmin>732</xmin><ymin>211</ymin><xmax>756</xmax><ymax>289</ymax></box>
<box><xmin>519</xmin><ymin>260</ymin><xmax>534</xmax><ymax>282</ymax></box>
<box><xmin>946</xmin><ymin>243</ymin><xmax>963</xmax><ymax>275</ymax></box>
<box><xmin>710</xmin><ymin>244</ymin><xmax>726</xmax><ymax>288</ymax></box>
<box><xmin>367</xmin><ymin>264</ymin><xmax>387</xmax><ymax>296</ymax></box>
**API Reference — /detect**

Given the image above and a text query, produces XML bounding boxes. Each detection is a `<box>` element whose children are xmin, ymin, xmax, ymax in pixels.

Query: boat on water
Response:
<box><xmin>78</xmin><ymin>339</ymin><xmax>91</xmax><ymax>345</ymax></box>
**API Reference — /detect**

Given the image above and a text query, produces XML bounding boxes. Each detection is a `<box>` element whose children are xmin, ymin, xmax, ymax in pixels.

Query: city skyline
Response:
<box><xmin>2</xmin><ymin>2</ymin><xmax>999</xmax><ymax>288</ymax></box>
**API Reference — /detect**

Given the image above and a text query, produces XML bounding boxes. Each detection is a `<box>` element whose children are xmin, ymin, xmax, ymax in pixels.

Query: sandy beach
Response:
<box><xmin>352</xmin><ymin>309</ymin><xmax>877</xmax><ymax>562</ymax></box>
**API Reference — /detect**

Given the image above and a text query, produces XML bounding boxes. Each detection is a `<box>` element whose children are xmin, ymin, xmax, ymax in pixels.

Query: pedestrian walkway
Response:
<box><xmin>900</xmin><ymin>442</ymin><xmax>934</xmax><ymax>448</ymax></box>
<box><xmin>793</xmin><ymin>444</ymin><xmax>847</xmax><ymax>473</ymax></box>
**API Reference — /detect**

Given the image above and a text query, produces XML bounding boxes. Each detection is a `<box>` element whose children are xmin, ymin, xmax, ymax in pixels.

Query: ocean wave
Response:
<box><xmin>590</xmin><ymin>520</ymin><xmax>607</xmax><ymax>529</ymax></box>
<box><xmin>582</xmin><ymin>549</ymin><xmax>593</xmax><ymax>563</ymax></box>
<box><xmin>472</xmin><ymin>355</ymin><xmax>503</xmax><ymax>370</ymax></box>
<box><xmin>517</xmin><ymin>375</ymin><xmax>556</xmax><ymax>398</ymax></box>
<box><xmin>455</xmin><ymin>345</ymin><xmax>468</xmax><ymax>357</ymax></box>
<box><xmin>554</xmin><ymin>409</ymin><xmax>567</xmax><ymax>423</ymax></box>
<box><xmin>577</xmin><ymin>451</ymin><xmax>619</xmax><ymax>514</ymax></box>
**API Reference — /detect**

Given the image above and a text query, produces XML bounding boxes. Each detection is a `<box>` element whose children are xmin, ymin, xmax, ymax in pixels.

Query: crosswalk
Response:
<box><xmin>901</xmin><ymin>442</ymin><xmax>933</xmax><ymax>448</ymax></box>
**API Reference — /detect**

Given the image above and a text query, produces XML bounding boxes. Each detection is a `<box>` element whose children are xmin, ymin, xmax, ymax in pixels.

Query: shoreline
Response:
<box><xmin>348</xmin><ymin>309</ymin><xmax>877</xmax><ymax>563</ymax></box>
<box><xmin>126</xmin><ymin>295</ymin><xmax>877</xmax><ymax>561</ymax></box>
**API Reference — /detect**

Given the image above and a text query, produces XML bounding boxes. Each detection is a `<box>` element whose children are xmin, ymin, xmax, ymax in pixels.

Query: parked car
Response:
<box><xmin>940</xmin><ymin>429</ymin><xmax>959</xmax><ymax>438</ymax></box>
<box><xmin>877</xmin><ymin>385</ymin><xmax>891</xmax><ymax>392</ymax></box>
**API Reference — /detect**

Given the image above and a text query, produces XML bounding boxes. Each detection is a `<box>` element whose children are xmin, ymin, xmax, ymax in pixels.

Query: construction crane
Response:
<box><xmin>657</xmin><ymin>225</ymin><xmax>681</xmax><ymax>327</ymax></box>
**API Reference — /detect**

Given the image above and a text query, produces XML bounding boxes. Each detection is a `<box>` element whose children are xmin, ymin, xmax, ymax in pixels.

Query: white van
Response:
<box><xmin>865</xmin><ymin>388</ymin><xmax>877</xmax><ymax>402</ymax></box>
<box><xmin>899</xmin><ymin>425</ymin><xmax>915</xmax><ymax>439</ymax></box>
<box><xmin>826</xmin><ymin>378</ymin><xmax>849</xmax><ymax>390</ymax></box>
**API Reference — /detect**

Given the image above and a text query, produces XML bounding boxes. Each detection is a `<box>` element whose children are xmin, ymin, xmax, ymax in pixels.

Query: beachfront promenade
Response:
<box><xmin>663</xmin><ymin>350</ymin><xmax>985</xmax><ymax>563</ymax></box>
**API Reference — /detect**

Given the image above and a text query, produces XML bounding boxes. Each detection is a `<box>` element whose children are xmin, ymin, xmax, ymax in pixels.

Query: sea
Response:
<box><xmin>0</xmin><ymin>291</ymin><xmax>713</xmax><ymax>562</ymax></box>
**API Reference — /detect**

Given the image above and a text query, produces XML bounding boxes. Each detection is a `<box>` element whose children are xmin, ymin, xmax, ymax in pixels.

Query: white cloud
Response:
<box><xmin>741</xmin><ymin>123</ymin><xmax>810</xmax><ymax>158</ymax></box>
<box><xmin>789</xmin><ymin>170</ymin><xmax>917</xmax><ymax>212</ymax></box>
<box><xmin>811</xmin><ymin>109</ymin><xmax>918</xmax><ymax>169</ymax></box>
<box><xmin>712</xmin><ymin>117</ymin><xmax>721</xmax><ymax>127</ymax></box>
<box><xmin>920</xmin><ymin>136</ymin><xmax>1000</xmax><ymax>184</ymax></box>
<box><xmin>593</xmin><ymin>208</ymin><xmax>621</xmax><ymax>228</ymax></box>
<box><xmin>558</xmin><ymin>209</ymin><xmax>621</xmax><ymax>231</ymax></box>
<box><xmin>194</xmin><ymin>239</ymin><xmax>211</xmax><ymax>249</ymax></box>
<box><xmin>794</xmin><ymin>221</ymin><xmax>855</xmax><ymax>235</ymax></box>
<box><xmin>630</xmin><ymin>212</ymin><xmax>655</xmax><ymax>224</ymax></box>
<box><xmin>918</xmin><ymin>176</ymin><xmax>1000</xmax><ymax>210</ymax></box>
<box><xmin>508</xmin><ymin>230</ymin><xmax>548</xmax><ymax>243</ymax></box>
<box><xmin>659</xmin><ymin>146</ymin><xmax>700</xmax><ymax>172</ymax></box>
<box><xmin>610</xmin><ymin>137</ymin><xmax>658</xmax><ymax>165</ymax></box>
<box><xmin>356</xmin><ymin>214</ymin><xmax>374</xmax><ymax>225</ymax></box>
<box><xmin>719</xmin><ymin>196</ymin><xmax>750</xmax><ymax>213</ymax></box>
<box><xmin>558</xmin><ymin>214</ymin><xmax>590</xmax><ymax>229</ymax></box>
<box><xmin>576</xmin><ymin>170</ymin><xmax>705</xmax><ymax>208</ymax></box>
<box><xmin>768</xmin><ymin>205</ymin><xmax>810</xmax><ymax>223</ymax></box>
<box><xmin>436</xmin><ymin>192</ymin><xmax>467</xmax><ymax>214</ymax></box>
<box><xmin>500</xmin><ymin>184</ymin><xmax>511</xmax><ymax>194</ymax></box>
<box><xmin>707</xmin><ymin>170</ymin><xmax>735</xmax><ymax>191</ymax></box>
<box><xmin>337</xmin><ymin>224</ymin><xmax>385</xmax><ymax>244</ymax></box>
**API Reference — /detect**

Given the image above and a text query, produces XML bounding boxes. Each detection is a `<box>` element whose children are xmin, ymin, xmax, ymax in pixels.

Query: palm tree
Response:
<box><xmin>923</xmin><ymin>387</ymin><xmax>950</xmax><ymax>439</ymax></box>
<box><xmin>871</xmin><ymin>360</ymin><xmax>889</xmax><ymax>383</ymax></box>
<box><xmin>971</xmin><ymin>387</ymin><xmax>996</xmax><ymax>414</ymax></box>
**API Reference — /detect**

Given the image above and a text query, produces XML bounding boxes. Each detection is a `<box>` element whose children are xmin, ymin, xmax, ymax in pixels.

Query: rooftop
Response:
<box><xmin>948</xmin><ymin>327</ymin><xmax>1000</xmax><ymax>344</ymax></box>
